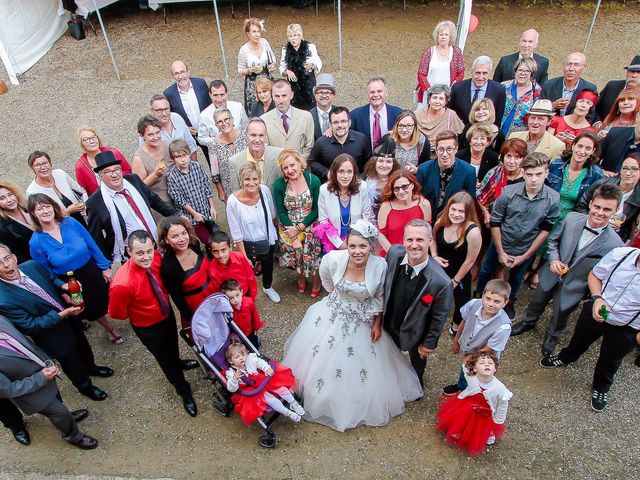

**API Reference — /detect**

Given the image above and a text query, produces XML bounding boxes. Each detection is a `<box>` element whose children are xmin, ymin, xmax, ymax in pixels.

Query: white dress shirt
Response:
<box><xmin>368</xmin><ymin>105</ymin><xmax>389</xmax><ymax>149</ymax></box>
<box><xmin>197</xmin><ymin>101</ymin><xmax>248</xmax><ymax>146</ymax></box>
<box><xmin>178</xmin><ymin>82</ymin><xmax>201</xmax><ymax>127</ymax></box>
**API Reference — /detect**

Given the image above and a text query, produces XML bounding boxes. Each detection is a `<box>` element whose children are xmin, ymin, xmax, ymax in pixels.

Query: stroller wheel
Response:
<box><xmin>212</xmin><ymin>398</ymin><xmax>232</xmax><ymax>417</ymax></box>
<box><xmin>259</xmin><ymin>431</ymin><xmax>277</xmax><ymax>449</ymax></box>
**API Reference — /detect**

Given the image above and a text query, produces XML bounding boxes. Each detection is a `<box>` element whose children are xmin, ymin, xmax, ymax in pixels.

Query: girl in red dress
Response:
<box><xmin>436</xmin><ymin>352</ymin><xmax>513</xmax><ymax>456</ymax></box>
<box><xmin>225</xmin><ymin>342</ymin><xmax>305</xmax><ymax>425</ymax></box>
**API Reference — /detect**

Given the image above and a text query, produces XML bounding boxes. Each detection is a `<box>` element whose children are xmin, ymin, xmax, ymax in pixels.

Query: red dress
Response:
<box><xmin>436</xmin><ymin>390</ymin><xmax>506</xmax><ymax>456</ymax></box>
<box><xmin>549</xmin><ymin>116</ymin><xmax>596</xmax><ymax>148</ymax></box>
<box><xmin>228</xmin><ymin>363</ymin><xmax>296</xmax><ymax>425</ymax></box>
<box><xmin>181</xmin><ymin>256</ymin><xmax>217</xmax><ymax>327</ymax></box>
<box><xmin>380</xmin><ymin>203</ymin><xmax>425</xmax><ymax>257</ymax></box>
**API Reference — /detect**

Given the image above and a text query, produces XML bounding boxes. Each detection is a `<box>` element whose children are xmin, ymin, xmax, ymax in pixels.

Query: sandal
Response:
<box><xmin>107</xmin><ymin>327</ymin><xmax>124</xmax><ymax>345</ymax></box>
<box><xmin>297</xmin><ymin>279</ymin><xmax>307</xmax><ymax>293</ymax></box>
<box><xmin>527</xmin><ymin>273</ymin><xmax>539</xmax><ymax>290</ymax></box>
<box><xmin>310</xmin><ymin>288</ymin><xmax>322</xmax><ymax>298</ymax></box>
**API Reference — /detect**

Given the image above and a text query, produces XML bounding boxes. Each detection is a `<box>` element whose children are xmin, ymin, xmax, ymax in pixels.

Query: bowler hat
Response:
<box><xmin>313</xmin><ymin>73</ymin><xmax>336</xmax><ymax>94</ymax></box>
<box><xmin>624</xmin><ymin>55</ymin><xmax>640</xmax><ymax>72</ymax></box>
<box><xmin>93</xmin><ymin>150</ymin><xmax>121</xmax><ymax>173</ymax></box>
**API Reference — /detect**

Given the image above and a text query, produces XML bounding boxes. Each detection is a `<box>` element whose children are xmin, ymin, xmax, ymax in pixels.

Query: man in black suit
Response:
<box><xmin>599</xmin><ymin>124</ymin><xmax>639</xmax><ymax>174</ymax></box>
<box><xmin>383</xmin><ymin>220</ymin><xmax>453</xmax><ymax>386</ymax></box>
<box><xmin>493</xmin><ymin>29</ymin><xmax>549</xmax><ymax>84</ymax></box>
<box><xmin>449</xmin><ymin>56</ymin><xmax>506</xmax><ymax>126</ymax></box>
<box><xmin>0</xmin><ymin>245</ymin><xmax>111</xmax><ymax>402</ymax></box>
<box><xmin>163</xmin><ymin>60</ymin><xmax>212</xmax><ymax>161</ymax></box>
<box><xmin>309</xmin><ymin>73</ymin><xmax>338</xmax><ymax>140</ymax></box>
<box><xmin>541</xmin><ymin>52</ymin><xmax>598</xmax><ymax>121</ymax></box>
<box><xmin>0</xmin><ymin>315</ymin><xmax>97</xmax><ymax>449</ymax></box>
<box><xmin>595</xmin><ymin>55</ymin><xmax>640</xmax><ymax>125</ymax></box>
<box><xmin>86</xmin><ymin>151</ymin><xmax>176</xmax><ymax>262</ymax></box>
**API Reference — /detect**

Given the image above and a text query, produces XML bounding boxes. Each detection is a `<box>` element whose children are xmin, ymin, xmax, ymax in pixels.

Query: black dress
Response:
<box><xmin>435</xmin><ymin>224</ymin><xmax>477</xmax><ymax>326</ymax></box>
<box><xmin>283</xmin><ymin>41</ymin><xmax>316</xmax><ymax>111</ymax></box>
<box><xmin>0</xmin><ymin>215</ymin><xmax>33</xmax><ymax>263</ymax></box>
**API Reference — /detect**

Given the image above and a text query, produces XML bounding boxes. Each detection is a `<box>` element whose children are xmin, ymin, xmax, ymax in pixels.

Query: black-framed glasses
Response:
<box><xmin>436</xmin><ymin>147</ymin><xmax>457</xmax><ymax>154</ymax></box>
<box><xmin>81</xmin><ymin>135</ymin><xmax>98</xmax><ymax>143</ymax></box>
<box><xmin>397</xmin><ymin>123</ymin><xmax>415</xmax><ymax>131</ymax></box>
<box><xmin>101</xmin><ymin>166</ymin><xmax>122</xmax><ymax>177</ymax></box>
<box><xmin>621</xmin><ymin>166</ymin><xmax>640</xmax><ymax>173</ymax></box>
<box><xmin>152</xmin><ymin>107</ymin><xmax>170</xmax><ymax>113</ymax></box>
<box><xmin>392</xmin><ymin>183</ymin><xmax>412</xmax><ymax>193</ymax></box>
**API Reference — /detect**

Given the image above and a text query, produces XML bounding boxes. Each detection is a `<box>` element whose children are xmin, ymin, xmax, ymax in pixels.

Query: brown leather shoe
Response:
<box><xmin>70</xmin><ymin>434</ymin><xmax>98</xmax><ymax>450</ymax></box>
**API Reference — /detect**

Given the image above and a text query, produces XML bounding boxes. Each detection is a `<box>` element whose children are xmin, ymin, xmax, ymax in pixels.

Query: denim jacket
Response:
<box><xmin>546</xmin><ymin>158</ymin><xmax>604</xmax><ymax>200</ymax></box>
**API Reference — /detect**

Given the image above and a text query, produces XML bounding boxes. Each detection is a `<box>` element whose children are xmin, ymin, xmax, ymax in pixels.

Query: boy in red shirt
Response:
<box><xmin>208</xmin><ymin>231</ymin><xmax>257</xmax><ymax>299</ymax></box>
<box><xmin>221</xmin><ymin>279</ymin><xmax>264</xmax><ymax>347</ymax></box>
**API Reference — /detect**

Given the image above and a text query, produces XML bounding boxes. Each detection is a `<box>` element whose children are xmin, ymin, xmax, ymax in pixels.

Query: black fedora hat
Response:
<box><xmin>93</xmin><ymin>150</ymin><xmax>121</xmax><ymax>173</ymax></box>
<box><xmin>625</xmin><ymin>55</ymin><xmax>640</xmax><ymax>72</ymax></box>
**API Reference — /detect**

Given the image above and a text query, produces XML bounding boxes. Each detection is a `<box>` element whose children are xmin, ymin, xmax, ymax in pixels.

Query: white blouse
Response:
<box><xmin>427</xmin><ymin>46</ymin><xmax>452</xmax><ymax>87</ymax></box>
<box><xmin>226</xmin><ymin>185</ymin><xmax>277</xmax><ymax>244</ymax></box>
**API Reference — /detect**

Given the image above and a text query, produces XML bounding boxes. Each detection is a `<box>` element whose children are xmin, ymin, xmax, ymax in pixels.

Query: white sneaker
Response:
<box><xmin>263</xmin><ymin>287</ymin><xmax>281</xmax><ymax>303</ymax></box>
<box><xmin>284</xmin><ymin>409</ymin><xmax>301</xmax><ymax>422</ymax></box>
<box><xmin>288</xmin><ymin>400</ymin><xmax>306</xmax><ymax>416</ymax></box>
<box><xmin>486</xmin><ymin>435</ymin><xmax>496</xmax><ymax>446</ymax></box>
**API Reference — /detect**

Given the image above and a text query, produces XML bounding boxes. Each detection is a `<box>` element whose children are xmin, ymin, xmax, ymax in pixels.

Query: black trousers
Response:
<box><xmin>255</xmin><ymin>246</ymin><xmax>275</xmax><ymax>289</ymax></box>
<box><xmin>56</xmin><ymin>318</ymin><xmax>97</xmax><ymax>391</ymax></box>
<box><xmin>0</xmin><ymin>398</ymin><xmax>24</xmax><ymax>432</ymax></box>
<box><xmin>452</xmin><ymin>276</ymin><xmax>472</xmax><ymax>326</ymax></box>
<box><xmin>132</xmin><ymin>314</ymin><xmax>190</xmax><ymax>397</ymax></box>
<box><xmin>558</xmin><ymin>302</ymin><xmax>638</xmax><ymax>393</ymax></box>
<box><xmin>409</xmin><ymin>345</ymin><xmax>427</xmax><ymax>388</ymax></box>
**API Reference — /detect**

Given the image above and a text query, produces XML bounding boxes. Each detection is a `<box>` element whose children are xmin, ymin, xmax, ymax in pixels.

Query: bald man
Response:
<box><xmin>163</xmin><ymin>60</ymin><xmax>212</xmax><ymax>164</ymax></box>
<box><xmin>493</xmin><ymin>29</ymin><xmax>549</xmax><ymax>84</ymax></box>
<box><xmin>541</xmin><ymin>52</ymin><xmax>598</xmax><ymax>121</ymax></box>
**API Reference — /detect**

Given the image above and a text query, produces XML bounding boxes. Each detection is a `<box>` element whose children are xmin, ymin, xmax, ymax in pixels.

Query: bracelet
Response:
<box><xmin>452</xmin><ymin>279</ymin><xmax>460</xmax><ymax>285</ymax></box>
<box><xmin>591</xmin><ymin>294</ymin><xmax>604</xmax><ymax>302</ymax></box>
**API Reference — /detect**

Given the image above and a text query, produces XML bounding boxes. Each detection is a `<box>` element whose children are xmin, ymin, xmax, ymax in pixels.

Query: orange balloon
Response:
<box><xmin>469</xmin><ymin>14</ymin><xmax>479</xmax><ymax>33</ymax></box>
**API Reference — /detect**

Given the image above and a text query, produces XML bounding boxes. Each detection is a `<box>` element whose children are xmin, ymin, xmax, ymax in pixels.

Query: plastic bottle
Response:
<box><xmin>67</xmin><ymin>271</ymin><xmax>84</xmax><ymax>308</ymax></box>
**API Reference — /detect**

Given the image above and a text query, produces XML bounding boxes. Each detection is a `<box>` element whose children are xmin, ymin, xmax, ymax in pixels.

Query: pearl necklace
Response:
<box><xmin>348</xmin><ymin>260</ymin><xmax>366</xmax><ymax>271</ymax></box>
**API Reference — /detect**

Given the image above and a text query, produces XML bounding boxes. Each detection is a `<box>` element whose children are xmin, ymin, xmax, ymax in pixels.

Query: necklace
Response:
<box><xmin>348</xmin><ymin>260</ymin><xmax>366</xmax><ymax>271</ymax></box>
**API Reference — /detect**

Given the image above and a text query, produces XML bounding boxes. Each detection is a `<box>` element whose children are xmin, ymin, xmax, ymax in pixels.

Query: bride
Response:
<box><xmin>283</xmin><ymin>219</ymin><xmax>423</xmax><ymax>432</ymax></box>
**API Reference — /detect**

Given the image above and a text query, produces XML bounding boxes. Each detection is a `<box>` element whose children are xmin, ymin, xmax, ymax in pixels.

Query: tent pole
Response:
<box><xmin>211</xmin><ymin>0</ymin><xmax>229</xmax><ymax>79</ymax></box>
<box><xmin>455</xmin><ymin>0</ymin><xmax>464</xmax><ymax>45</ymax></box>
<box><xmin>583</xmin><ymin>0</ymin><xmax>601</xmax><ymax>54</ymax></box>
<box><xmin>92</xmin><ymin>0</ymin><xmax>120</xmax><ymax>81</ymax></box>
<box><xmin>337</xmin><ymin>0</ymin><xmax>342</xmax><ymax>69</ymax></box>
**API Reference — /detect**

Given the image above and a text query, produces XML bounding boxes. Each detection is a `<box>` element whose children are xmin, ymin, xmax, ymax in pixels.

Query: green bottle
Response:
<box><xmin>598</xmin><ymin>304</ymin><xmax>609</xmax><ymax>320</ymax></box>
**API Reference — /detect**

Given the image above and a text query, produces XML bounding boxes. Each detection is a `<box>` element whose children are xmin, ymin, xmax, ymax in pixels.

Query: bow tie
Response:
<box><xmin>584</xmin><ymin>226</ymin><xmax>600</xmax><ymax>235</ymax></box>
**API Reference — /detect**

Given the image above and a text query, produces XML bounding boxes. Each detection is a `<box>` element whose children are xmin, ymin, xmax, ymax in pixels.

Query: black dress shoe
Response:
<box><xmin>510</xmin><ymin>322</ymin><xmax>534</xmax><ymax>336</ymax></box>
<box><xmin>70</xmin><ymin>409</ymin><xmax>89</xmax><ymax>423</ymax></box>
<box><xmin>12</xmin><ymin>429</ymin><xmax>30</xmax><ymax>446</ymax></box>
<box><xmin>70</xmin><ymin>434</ymin><xmax>98</xmax><ymax>450</ymax></box>
<box><xmin>181</xmin><ymin>393</ymin><xmax>198</xmax><ymax>417</ymax></box>
<box><xmin>79</xmin><ymin>386</ymin><xmax>108</xmax><ymax>401</ymax></box>
<box><xmin>541</xmin><ymin>336</ymin><xmax>558</xmax><ymax>356</ymax></box>
<box><xmin>90</xmin><ymin>366</ymin><xmax>114</xmax><ymax>378</ymax></box>
<box><xmin>180</xmin><ymin>359</ymin><xmax>199</xmax><ymax>371</ymax></box>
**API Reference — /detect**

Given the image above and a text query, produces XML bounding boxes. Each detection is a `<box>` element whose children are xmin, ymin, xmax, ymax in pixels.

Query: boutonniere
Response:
<box><xmin>421</xmin><ymin>294</ymin><xmax>434</xmax><ymax>305</ymax></box>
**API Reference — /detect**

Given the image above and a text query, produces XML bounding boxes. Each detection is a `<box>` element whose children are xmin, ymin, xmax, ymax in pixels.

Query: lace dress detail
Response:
<box><xmin>283</xmin><ymin>278</ymin><xmax>423</xmax><ymax>432</ymax></box>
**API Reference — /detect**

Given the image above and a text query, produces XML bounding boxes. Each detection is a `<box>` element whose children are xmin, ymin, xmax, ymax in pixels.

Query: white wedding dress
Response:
<box><xmin>283</xmin><ymin>273</ymin><xmax>423</xmax><ymax>432</ymax></box>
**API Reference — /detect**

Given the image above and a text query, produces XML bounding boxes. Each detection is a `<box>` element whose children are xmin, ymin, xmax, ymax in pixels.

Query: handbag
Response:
<box><xmin>244</xmin><ymin>188</ymin><xmax>271</xmax><ymax>275</ymax></box>
<box><xmin>67</xmin><ymin>15</ymin><xmax>85</xmax><ymax>41</ymax></box>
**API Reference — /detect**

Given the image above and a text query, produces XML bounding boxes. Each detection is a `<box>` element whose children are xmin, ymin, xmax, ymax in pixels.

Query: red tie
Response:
<box><xmin>373</xmin><ymin>112</ymin><xmax>381</xmax><ymax>149</ymax></box>
<box><xmin>117</xmin><ymin>189</ymin><xmax>153</xmax><ymax>236</ymax></box>
<box><xmin>147</xmin><ymin>270</ymin><xmax>171</xmax><ymax>317</ymax></box>
<box><xmin>282</xmin><ymin>113</ymin><xmax>289</xmax><ymax>133</ymax></box>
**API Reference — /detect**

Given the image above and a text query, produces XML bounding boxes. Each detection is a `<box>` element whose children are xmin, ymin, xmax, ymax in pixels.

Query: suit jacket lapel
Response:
<box><xmin>572</xmin><ymin>226</ymin><xmax>614</xmax><ymax>265</ymax></box>
<box><xmin>565</xmin><ymin>216</ymin><xmax>587</xmax><ymax>265</ymax></box>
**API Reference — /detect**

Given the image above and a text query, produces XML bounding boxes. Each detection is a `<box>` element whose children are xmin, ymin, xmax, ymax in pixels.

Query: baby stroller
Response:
<box><xmin>179</xmin><ymin>292</ymin><xmax>295</xmax><ymax>448</ymax></box>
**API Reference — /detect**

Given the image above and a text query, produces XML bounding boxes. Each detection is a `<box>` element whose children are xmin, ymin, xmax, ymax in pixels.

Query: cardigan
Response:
<box><xmin>273</xmin><ymin>171</ymin><xmax>320</xmax><ymax>227</ymax></box>
<box><xmin>416</xmin><ymin>45</ymin><xmax>465</xmax><ymax>104</ymax></box>
<box><xmin>26</xmin><ymin>169</ymin><xmax>87</xmax><ymax>209</ymax></box>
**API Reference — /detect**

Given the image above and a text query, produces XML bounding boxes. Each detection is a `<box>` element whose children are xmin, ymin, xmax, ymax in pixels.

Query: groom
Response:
<box><xmin>383</xmin><ymin>219</ymin><xmax>453</xmax><ymax>386</ymax></box>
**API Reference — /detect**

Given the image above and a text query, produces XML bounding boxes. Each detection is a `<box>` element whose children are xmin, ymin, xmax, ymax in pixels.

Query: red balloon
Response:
<box><xmin>469</xmin><ymin>14</ymin><xmax>479</xmax><ymax>33</ymax></box>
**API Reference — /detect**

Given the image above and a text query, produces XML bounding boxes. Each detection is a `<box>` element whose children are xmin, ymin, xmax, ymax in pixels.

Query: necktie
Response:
<box><xmin>18</xmin><ymin>277</ymin><xmax>64</xmax><ymax>311</ymax></box>
<box><xmin>584</xmin><ymin>226</ymin><xmax>600</xmax><ymax>235</ymax></box>
<box><xmin>472</xmin><ymin>89</ymin><xmax>480</xmax><ymax>104</ymax></box>
<box><xmin>373</xmin><ymin>112</ymin><xmax>382</xmax><ymax>149</ymax></box>
<box><xmin>405</xmin><ymin>264</ymin><xmax>415</xmax><ymax>279</ymax></box>
<box><xmin>321</xmin><ymin>111</ymin><xmax>329</xmax><ymax>133</ymax></box>
<box><xmin>282</xmin><ymin>113</ymin><xmax>289</xmax><ymax>133</ymax></box>
<box><xmin>147</xmin><ymin>269</ymin><xmax>171</xmax><ymax>317</ymax></box>
<box><xmin>117</xmin><ymin>189</ymin><xmax>153</xmax><ymax>236</ymax></box>
<box><xmin>0</xmin><ymin>333</ymin><xmax>46</xmax><ymax>368</ymax></box>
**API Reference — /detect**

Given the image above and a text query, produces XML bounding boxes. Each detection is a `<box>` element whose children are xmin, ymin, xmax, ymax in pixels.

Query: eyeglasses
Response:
<box><xmin>34</xmin><ymin>204</ymin><xmax>54</xmax><ymax>213</ymax></box>
<box><xmin>436</xmin><ymin>147</ymin><xmax>457</xmax><ymax>154</ymax></box>
<box><xmin>81</xmin><ymin>135</ymin><xmax>98</xmax><ymax>143</ymax></box>
<box><xmin>315</xmin><ymin>91</ymin><xmax>334</xmax><ymax>97</ymax></box>
<box><xmin>32</xmin><ymin>162</ymin><xmax>50</xmax><ymax>169</ymax></box>
<box><xmin>397</xmin><ymin>123</ymin><xmax>415</xmax><ymax>131</ymax></box>
<box><xmin>621</xmin><ymin>166</ymin><xmax>640</xmax><ymax>173</ymax></box>
<box><xmin>101</xmin><ymin>166</ymin><xmax>122</xmax><ymax>176</ymax></box>
<box><xmin>393</xmin><ymin>183</ymin><xmax>412</xmax><ymax>193</ymax></box>
<box><xmin>215</xmin><ymin>117</ymin><xmax>232</xmax><ymax>126</ymax></box>
<box><xmin>331</xmin><ymin>120</ymin><xmax>349</xmax><ymax>125</ymax></box>
<box><xmin>152</xmin><ymin>107</ymin><xmax>170</xmax><ymax>113</ymax></box>
<box><xmin>515</xmin><ymin>69</ymin><xmax>532</xmax><ymax>74</ymax></box>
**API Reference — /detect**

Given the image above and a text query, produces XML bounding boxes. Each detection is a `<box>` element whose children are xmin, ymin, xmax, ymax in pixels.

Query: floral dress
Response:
<box><xmin>209</xmin><ymin>132</ymin><xmax>248</xmax><ymax>197</ymax></box>
<box><xmin>283</xmin><ymin>274</ymin><xmax>423</xmax><ymax>432</ymax></box>
<box><xmin>278</xmin><ymin>189</ymin><xmax>322</xmax><ymax>278</ymax></box>
<box><xmin>500</xmin><ymin>80</ymin><xmax>542</xmax><ymax>136</ymax></box>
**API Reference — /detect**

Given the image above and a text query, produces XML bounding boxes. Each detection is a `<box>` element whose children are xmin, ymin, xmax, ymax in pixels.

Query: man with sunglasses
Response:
<box><xmin>416</xmin><ymin>130</ymin><xmax>476</xmax><ymax>222</ymax></box>
<box><xmin>197</xmin><ymin>80</ymin><xmax>248</xmax><ymax>149</ymax></box>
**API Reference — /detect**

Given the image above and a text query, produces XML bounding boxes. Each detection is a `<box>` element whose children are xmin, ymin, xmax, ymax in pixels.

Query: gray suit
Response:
<box><xmin>0</xmin><ymin>316</ymin><xmax>82</xmax><ymax>442</ymax></box>
<box><xmin>383</xmin><ymin>245</ymin><xmax>453</xmax><ymax>382</ymax></box>
<box><xmin>228</xmin><ymin>146</ymin><xmax>284</xmax><ymax>193</ymax></box>
<box><xmin>522</xmin><ymin>212</ymin><xmax>624</xmax><ymax>349</ymax></box>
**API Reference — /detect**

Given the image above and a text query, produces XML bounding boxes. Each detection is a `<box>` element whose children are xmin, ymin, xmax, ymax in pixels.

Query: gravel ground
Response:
<box><xmin>1</xmin><ymin>2</ymin><xmax>639</xmax><ymax>479</ymax></box>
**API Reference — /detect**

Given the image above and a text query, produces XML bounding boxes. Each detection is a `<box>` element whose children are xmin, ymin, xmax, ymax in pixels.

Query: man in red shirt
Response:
<box><xmin>208</xmin><ymin>231</ymin><xmax>257</xmax><ymax>298</ymax></box>
<box><xmin>109</xmin><ymin>230</ymin><xmax>198</xmax><ymax>417</ymax></box>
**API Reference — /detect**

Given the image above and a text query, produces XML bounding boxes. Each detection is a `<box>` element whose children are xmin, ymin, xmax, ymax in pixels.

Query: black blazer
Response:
<box><xmin>163</xmin><ymin>77</ymin><xmax>212</xmax><ymax>128</ymax></box>
<box><xmin>309</xmin><ymin>105</ymin><xmax>339</xmax><ymax>140</ymax></box>
<box><xmin>598</xmin><ymin>126</ymin><xmax>638</xmax><ymax>173</ymax></box>
<box><xmin>457</xmin><ymin>147</ymin><xmax>500</xmax><ymax>183</ymax></box>
<box><xmin>493</xmin><ymin>52</ymin><xmax>550</xmax><ymax>84</ymax></box>
<box><xmin>86</xmin><ymin>175</ymin><xmax>176</xmax><ymax>260</ymax></box>
<box><xmin>448</xmin><ymin>79</ymin><xmax>506</xmax><ymax>128</ymax></box>
<box><xmin>0</xmin><ymin>215</ymin><xmax>33</xmax><ymax>263</ymax></box>
<box><xmin>250</xmin><ymin>100</ymin><xmax>275</xmax><ymax>118</ymax></box>
<box><xmin>595</xmin><ymin>79</ymin><xmax>626</xmax><ymax>123</ymax></box>
<box><xmin>541</xmin><ymin>77</ymin><xmax>599</xmax><ymax>122</ymax></box>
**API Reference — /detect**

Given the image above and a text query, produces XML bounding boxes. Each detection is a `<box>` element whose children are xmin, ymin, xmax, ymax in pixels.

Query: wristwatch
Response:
<box><xmin>591</xmin><ymin>294</ymin><xmax>604</xmax><ymax>302</ymax></box>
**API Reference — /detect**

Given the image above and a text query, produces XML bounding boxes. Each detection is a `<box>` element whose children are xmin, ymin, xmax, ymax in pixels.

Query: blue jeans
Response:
<box><xmin>475</xmin><ymin>241</ymin><xmax>533</xmax><ymax>302</ymax></box>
